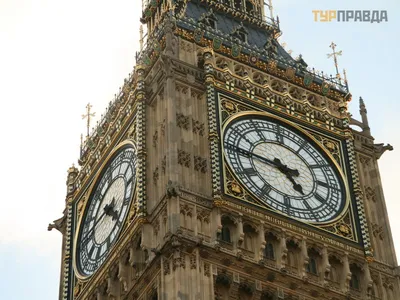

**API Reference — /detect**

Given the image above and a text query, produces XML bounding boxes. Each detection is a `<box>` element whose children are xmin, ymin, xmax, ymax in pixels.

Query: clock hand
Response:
<box><xmin>80</xmin><ymin>200</ymin><xmax>119</xmax><ymax>246</ymax></box>
<box><xmin>104</xmin><ymin>198</ymin><xmax>119</xmax><ymax>221</ymax></box>
<box><xmin>226</xmin><ymin>143</ymin><xmax>300</xmax><ymax>177</ymax></box>
<box><xmin>79</xmin><ymin>210</ymin><xmax>107</xmax><ymax>247</ymax></box>
<box><xmin>285</xmin><ymin>173</ymin><xmax>305</xmax><ymax>195</ymax></box>
<box><xmin>273</xmin><ymin>158</ymin><xmax>300</xmax><ymax>177</ymax></box>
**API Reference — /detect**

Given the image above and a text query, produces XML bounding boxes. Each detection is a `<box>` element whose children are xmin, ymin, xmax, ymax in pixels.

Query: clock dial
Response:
<box><xmin>76</xmin><ymin>144</ymin><xmax>137</xmax><ymax>277</ymax></box>
<box><xmin>223</xmin><ymin>113</ymin><xmax>347</xmax><ymax>223</ymax></box>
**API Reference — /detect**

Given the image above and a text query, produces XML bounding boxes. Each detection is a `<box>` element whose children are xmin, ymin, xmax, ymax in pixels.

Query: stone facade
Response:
<box><xmin>51</xmin><ymin>1</ymin><xmax>399</xmax><ymax>300</ymax></box>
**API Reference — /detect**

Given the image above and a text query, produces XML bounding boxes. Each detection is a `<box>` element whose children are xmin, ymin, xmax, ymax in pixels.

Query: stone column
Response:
<box><xmin>277</xmin><ymin>230</ymin><xmax>287</xmax><ymax>270</ymax></box>
<box><xmin>300</xmin><ymin>238</ymin><xmax>309</xmax><ymax>279</ymax></box>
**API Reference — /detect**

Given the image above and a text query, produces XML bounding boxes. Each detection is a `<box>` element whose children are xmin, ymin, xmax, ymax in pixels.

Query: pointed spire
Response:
<box><xmin>359</xmin><ymin>97</ymin><xmax>370</xmax><ymax>135</ymax></box>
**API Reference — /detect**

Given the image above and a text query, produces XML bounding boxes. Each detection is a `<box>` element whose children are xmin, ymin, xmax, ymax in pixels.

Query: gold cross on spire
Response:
<box><xmin>327</xmin><ymin>42</ymin><xmax>343</xmax><ymax>80</ymax></box>
<box><xmin>82</xmin><ymin>103</ymin><xmax>96</xmax><ymax>137</ymax></box>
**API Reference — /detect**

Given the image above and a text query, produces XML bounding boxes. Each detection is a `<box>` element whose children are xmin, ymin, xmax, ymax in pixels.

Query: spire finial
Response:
<box><xmin>139</xmin><ymin>25</ymin><xmax>144</xmax><ymax>51</ymax></box>
<box><xmin>82</xmin><ymin>103</ymin><xmax>96</xmax><ymax>138</ymax></box>
<box><xmin>327</xmin><ymin>42</ymin><xmax>342</xmax><ymax>80</ymax></box>
<box><xmin>359</xmin><ymin>97</ymin><xmax>370</xmax><ymax>135</ymax></box>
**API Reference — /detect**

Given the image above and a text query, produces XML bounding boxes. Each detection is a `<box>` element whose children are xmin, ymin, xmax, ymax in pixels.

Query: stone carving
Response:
<box><xmin>374</xmin><ymin>143</ymin><xmax>393</xmax><ymax>159</ymax></box>
<box><xmin>177</xmin><ymin>113</ymin><xmax>190</xmax><ymax>130</ymax></box>
<box><xmin>180</xmin><ymin>203</ymin><xmax>193</xmax><ymax>217</ymax></box>
<box><xmin>152</xmin><ymin>130</ymin><xmax>158</xmax><ymax>147</ymax></box>
<box><xmin>190</xmin><ymin>252</ymin><xmax>197</xmax><ymax>269</ymax></box>
<box><xmin>153</xmin><ymin>167</ymin><xmax>159</xmax><ymax>185</ymax></box>
<box><xmin>161</xmin><ymin>119</ymin><xmax>166</xmax><ymax>136</ymax></box>
<box><xmin>166</xmin><ymin>180</ymin><xmax>180</xmax><ymax>198</ymax></box>
<box><xmin>204</xmin><ymin>262</ymin><xmax>211</xmax><ymax>277</ymax></box>
<box><xmin>194</xmin><ymin>155</ymin><xmax>207</xmax><ymax>173</ymax></box>
<box><xmin>371</xmin><ymin>223</ymin><xmax>384</xmax><ymax>240</ymax></box>
<box><xmin>48</xmin><ymin>213</ymin><xmax>67</xmax><ymax>234</ymax></box>
<box><xmin>163</xmin><ymin>257</ymin><xmax>171</xmax><ymax>275</ymax></box>
<box><xmin>365</xmin><ymin>186</ymin><xmax>376</xmax><ymax>202</ymax></box>
<box><xmin>178</xmin><ymin>149</ymin><xmax>191</xmax><ymax>168</ymax></box>
<box><xmin>161</xmin><ymin>155</ymin><xmax>167</xmax><ymax>174</ymax></box>
<box><xmin>192</xmin><ymin>119</ymin><xmax>205</xmax><ymax>136</ymax></box>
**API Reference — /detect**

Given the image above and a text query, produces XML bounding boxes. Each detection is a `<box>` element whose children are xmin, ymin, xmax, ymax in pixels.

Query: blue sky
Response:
<box><xmin>0</xmin><ymin>1</ymin><xmax>399</xmax><ymax>299</ymax></box>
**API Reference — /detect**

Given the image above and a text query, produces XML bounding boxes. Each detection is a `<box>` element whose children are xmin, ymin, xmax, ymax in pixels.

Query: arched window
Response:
<box><xmin>287</xmin><ymin>251</ymin><xmax>297</xmax><ymax>270</ymax></box>
<box><xmin>245</xmin><ymin>1</ymin><xmax>254</xmax><ymax>13</ymax></box>
<box><xmin>223</xmin><ymin>0</ymin><xmax>231</xmax><ymax>6</ymax></box>
<box><xmin>221</xmin><ymin>226</ymin><xmax>231</xmax><ymax>243</ymax></box>
<box><xmin>349</xmin><ymin>264</ymin><xmax>361</xmax><ymax>291</ymax></box>
<box><xmin>328</xmin><ymin>256</ymin><xmax>342</xmax><ymax>284</ymax></box>
<box><xmin>243</xmin><ymin>224</ymin><xmax>256</xmax><ymax>251</ymax></box>
<box><xmin>307</xmin><ymin>257</ymin><xmax>318</xmax><ymax>275</ymax></box>
<box><xmin>234</xmin><ymin>0</ymin><xmax>242</xmax><ymax>10</ymax></box>
<box><xmin>350</xmin><ymin>273</ymin><xmax>360</xmax><ymax>290</ymax></box>
<box><xmin>329</xmin><ymin>265</ymin><xmax>338</xmax><ymax>282</ymax></box>
<box><xmin>264</xmin><ymin>242</ymin><xmax>274</xmax><ymax>260</ymax></box>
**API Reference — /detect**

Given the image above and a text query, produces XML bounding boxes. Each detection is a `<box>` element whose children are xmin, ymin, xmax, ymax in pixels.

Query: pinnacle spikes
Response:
<box><xmin>359</xmin><ymin>96</ymin><xmax>365</xmax><ymax>108</ymax></box>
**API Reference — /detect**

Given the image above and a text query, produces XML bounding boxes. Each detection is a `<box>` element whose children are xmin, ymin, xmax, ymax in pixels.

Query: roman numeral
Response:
<box><xmin>260</xmin><ymin>184</ymin><xmax>271</xmax><ymax>196</ymax></box>
<box><xmin>303</xmin><ymin>200</ymin><xmax>319</xmax><ymax>222</ymax></box>
<box><xmin>296</xmin><ymin>139</ymin><xmax>308</xmax><ymax>153</ymax></box>
<box><xmin>284</xmin><ymin>196</ymin><xmax>293</xmax><ymax>216</ymax></box>
<box><xmin>317</xmin><ymin>180</ymin><xmax>330</xmax><ymax>188</ymax></box>
<box><xmin>315</xmin><ymin>193</ymin><xmax>327</xmax><ymax>204</ymax></box>
<box><xmin>276</xmin><ymin>125</ymin><xmax>284</xmax><ymax>144</ymax></box>
<box><xmin>310</xmin><ymin>164</ymin><xmax>331</xmax><ymax>169</ymax></box>
<box><xmin>239</xmin><ymin>167</ymin><xmax>258</xmax><ymax>177</ymax></box>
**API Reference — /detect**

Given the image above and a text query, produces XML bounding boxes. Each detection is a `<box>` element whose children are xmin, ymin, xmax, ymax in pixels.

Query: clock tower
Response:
<box><xmin>51</xmin><ymin>0</ymin><xmax>400</xmax><ymax>299</ymax></box>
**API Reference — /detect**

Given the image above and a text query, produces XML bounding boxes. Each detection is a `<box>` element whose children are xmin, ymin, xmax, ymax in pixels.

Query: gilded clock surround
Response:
<box><xmin>73</xmin><ymin>140</ymin><xmax>138</xmax><ymax>280</ymax></box>
<box><xmin>219</xmin><ymin>98</ymin><xmax>357</xmax><ymax>242</ymax></box>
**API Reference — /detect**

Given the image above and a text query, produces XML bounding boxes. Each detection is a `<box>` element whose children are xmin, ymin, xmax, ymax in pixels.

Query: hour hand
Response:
<box><xmin>104</xmin><ymin>199</ymin><xmax>119</xmax><ymax>221</ymax></box>
<box><xmin>285</xmin><ymin>173</ymin><xmax>305</xmax><ymax>195</ymax></box>
<box><xmin>273</xmin><ymin>158</ymin><xmax>300</xmax><ymax>177</ymax></box>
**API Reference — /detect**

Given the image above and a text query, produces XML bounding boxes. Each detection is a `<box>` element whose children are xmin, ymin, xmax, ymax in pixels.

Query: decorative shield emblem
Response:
<box><xmin>285</xmin><ymin>67</ymin><xmax>295</xmax><ymax>80</ymax></box>
<box><xmin>231</xmin><ymin>44</ymin><xmax>242</xmax><ymax>58</ymax></box>
<box><xmin>145</xmin><ymin>8</ymin><xmax>152</xmax><ymax>17</ymax></box>
<box><xmin>150</xmin><ymin>0</ymin><xmax>157</xmax><ymax>8</ymax></box>
<box><xmin>249</xmin><ymin>54</ymin><xmax>258</xmax><ymax>65</ymax></box>
<box><xmin>321</xmin><ymin>82</ymin><xmax>331</xmax><ymax>95</ymax></box>
<box><xmin>143</xmin><ymin>55</ymin><xmax>152</xmax><ymax>66</ymax></box>
<box><xmin>303</xmin><ymin>73</ymin><xmax>314</xmax><ymax>87</ymax></box>
<box><xmin>153</xmin><ymin>41</ymin><xmax>161</xmax><ymax>53</ymax></box>
<box><xmin>213</xmin><ymin>37</ymin><xmax>222</xmax><ymax>50</ymax></box>
<box><xmin>194</xmin><ymin>29</ymin><xmax>204</xmax><ymax>44</ymax></box>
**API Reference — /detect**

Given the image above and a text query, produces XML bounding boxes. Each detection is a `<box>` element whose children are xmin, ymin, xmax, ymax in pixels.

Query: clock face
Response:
<box><xmin>223</xmin><ymin>114</ymin><xmax>347</xmax><ymax>223</ymax></box>
<box><xmin>76</xmin><ymin>144</ymin><xmax>137</xmax><ymax>277</ymax></box>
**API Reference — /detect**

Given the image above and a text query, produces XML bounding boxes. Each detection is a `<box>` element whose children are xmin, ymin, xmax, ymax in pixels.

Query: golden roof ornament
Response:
<box><xmin>82</xmin><ymin>103</ymin><xmax>96</xmax><ymax>138</ymax></box>
<box><xmin>327</xmin><ymin>42</ymin><xmax>343</xmax><ymax>80</ymax></box>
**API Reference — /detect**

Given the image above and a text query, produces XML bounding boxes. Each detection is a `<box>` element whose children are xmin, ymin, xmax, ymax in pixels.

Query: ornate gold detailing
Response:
<box><xmin>327</xmin><ymin>42</ymin><xmax>343</xmax><ymax>80</ymax></box>
<box><xmin>311</xmin><ymin>133</ymin><xmax>342</xmax><ymax>166</ymax></box>
<box><xmin>77</xmin><ymin>196</ymin><xmax>87</xmax><ymax>219</ymax></box>
<box><xmin>73</xmin><ymin>280</ymin><xmax>84</xmax><ymax>298</ymax></box>
<box><xmin>82</xmin><ymin>103</ymin><xmax>96</xmax><ymax>138</ymax></box>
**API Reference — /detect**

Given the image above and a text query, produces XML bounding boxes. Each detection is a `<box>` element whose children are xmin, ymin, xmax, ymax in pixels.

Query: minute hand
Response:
<box><xmin>226</xmin><ymin>143</ymin><xmax>299</xmax><ymax>176</ymax></box>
